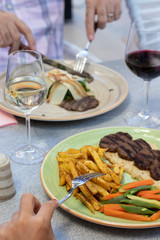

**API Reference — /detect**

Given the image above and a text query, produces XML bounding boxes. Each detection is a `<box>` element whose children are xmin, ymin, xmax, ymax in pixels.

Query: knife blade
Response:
<box><xmin>19</xmin><ymin>43</ymin><xmax>94</xmax><ymax>82</ymax></box>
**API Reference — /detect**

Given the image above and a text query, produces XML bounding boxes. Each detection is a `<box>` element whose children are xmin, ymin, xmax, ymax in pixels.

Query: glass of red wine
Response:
<box><xmin>125</xmin><ymin>19</ymin><xmax>160</xmax><ymax>128</ymax></box>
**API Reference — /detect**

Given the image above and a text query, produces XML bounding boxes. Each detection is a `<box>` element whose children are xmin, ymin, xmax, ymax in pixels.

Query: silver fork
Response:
<box><xmin>73</xmin><ymin>22</ymin><xmax>98</xmax><ymax>74</ymax></box>
<box><xmin>58</xmin><ymin>172</ymin><xmax>105</xmax><ymax>206</ymax></box>
<box><xmin>73</xmin><ymin>41</ymin><xmax>92</xmax><ymax>74</ymax></box>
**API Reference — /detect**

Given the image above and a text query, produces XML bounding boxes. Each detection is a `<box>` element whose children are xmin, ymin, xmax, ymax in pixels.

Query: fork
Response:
<box><xmin>73</xmin><ymin>41</ymin><xmax>92</xmax><ymax>74</ymax></box>
<box><xmin>58</xmin><ymin>172</ymin><xmax>105</xmax><ymax>206</ymax></box>
<box><xmin>73</xmin><ymin>22</ymin><xmax>98</xmax><ymax>74</ymax></box>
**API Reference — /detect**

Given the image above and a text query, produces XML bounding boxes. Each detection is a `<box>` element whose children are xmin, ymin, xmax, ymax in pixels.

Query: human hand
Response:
<box><xmin>0</xmin><ymin>193</ymin><xmax>58</xmax><ymax>240</ymax></box>
<box><xmin>85</xmin><ymin>0</ymin><xmax>122</xmax><ymax>41</ymax></box>
<box><xmin>0</xmin><ymin>11</ymin><xmax>36</xmax><ymax>53</ymax></box>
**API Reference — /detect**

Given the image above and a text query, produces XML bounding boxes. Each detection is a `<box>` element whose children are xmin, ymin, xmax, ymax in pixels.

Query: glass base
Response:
<box><xmin>124</xmin><ymin>110</ymin><xmax>160</xmax><ymax>128</ymax></box>
<box><xmin>9</xmin><ymin>143</ymin><xmax>46</xmax><ymax>165</ymax></box>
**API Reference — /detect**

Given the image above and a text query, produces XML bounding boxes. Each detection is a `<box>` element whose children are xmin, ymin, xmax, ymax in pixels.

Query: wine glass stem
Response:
<box><xmin>142</xmin><ymin>80</ymin><xmax>151</xmax><ymax>118</ymax></box>
<box><xmin>26</xmin><ymin>113</ymin><xmax>32</xmax><ymax>152</ymax></box>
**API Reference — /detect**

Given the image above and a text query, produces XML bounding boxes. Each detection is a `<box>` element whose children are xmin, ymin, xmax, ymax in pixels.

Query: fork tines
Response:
<box><xmin>73</xmin><ymin>57</ymin><xmax>87</xmax><ymax>74</ymax></box>
<box><xmin>78</xmin><ymin>172</ymin><xmax>105</xmax><ymax>180</ymax></box>
<box><xmin>73</xmin><ymin>41</ymin><xmax>92</xmax><ymax>74</ymax></box>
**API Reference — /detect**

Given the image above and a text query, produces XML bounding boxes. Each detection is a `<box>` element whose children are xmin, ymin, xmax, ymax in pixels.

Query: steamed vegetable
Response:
<box><xmin>46</xmin><ymin>68</ymin><xmax>91</xmax><ymax>105</ymax></box>
<box><xmin>100</xmin><ymin>179</ymin><xmax>160</xmax><ymax>222</ymax></box>
<box><xmin>102</xmin><ymin>208</ymin><xmax>151</xmax><ymax>222</ymax></box>
<box><xmin>119</xmin><ymin>179</ymin><xmax>154</xmax><ymax>192</ymax></box>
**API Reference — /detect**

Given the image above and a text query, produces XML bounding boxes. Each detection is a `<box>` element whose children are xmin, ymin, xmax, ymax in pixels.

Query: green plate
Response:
<box><xmin>40</xmin><ymin>126</ymin><xmax>160</xmax><ymax>229</ymax></box>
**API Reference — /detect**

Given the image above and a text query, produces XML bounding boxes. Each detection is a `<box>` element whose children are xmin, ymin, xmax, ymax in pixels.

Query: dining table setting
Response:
<box><xmin>1</xmin><ymin>19</ymin><xmax>160</xmax><ymax>240</ymax></box>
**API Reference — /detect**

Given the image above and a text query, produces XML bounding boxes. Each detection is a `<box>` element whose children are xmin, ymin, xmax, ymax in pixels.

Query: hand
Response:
<box><xmin>0</xmin><ymin>193</ymin><xmax>58</xmax><ymax>240</ymax></box>
<box><xmin>85</xmin><ymin>0</ymin><xmax>122</xmax><ymax>41</ymax></box>
<box><xmin>0</xmin><ymin>11</ymin><xmax>36</xmax><ymax>53</ymax></box>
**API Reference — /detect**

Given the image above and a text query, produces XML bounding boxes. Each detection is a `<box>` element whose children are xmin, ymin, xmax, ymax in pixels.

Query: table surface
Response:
<box><xmin>0</xmin><ymin>59</ymin><xmax>160</xmax><ymax>240</ymax></box>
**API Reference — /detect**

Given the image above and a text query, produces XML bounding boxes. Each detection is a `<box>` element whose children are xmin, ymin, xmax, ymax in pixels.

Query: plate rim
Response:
<box><xmin>0</xmin><ymin>62</ymin><xmax>128</xmax><ymax>121</ymax></box>
<box><xmin>40</xmin><ymin>126</ymin><xmax>160</xmax><ymax>229</ymax></box>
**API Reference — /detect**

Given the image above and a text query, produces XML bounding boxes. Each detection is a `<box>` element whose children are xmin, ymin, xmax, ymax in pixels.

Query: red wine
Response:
<box><xmin>125</xmin><ymin>50</ymin><xmax>160</xmax><ymax>80</ymax></box>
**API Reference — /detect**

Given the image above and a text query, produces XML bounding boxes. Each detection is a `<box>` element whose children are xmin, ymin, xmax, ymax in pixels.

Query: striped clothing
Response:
<box><xmin>0</xmin><ymin>0</ymin><xmax>64</xmax><ymax>73</ymax></box>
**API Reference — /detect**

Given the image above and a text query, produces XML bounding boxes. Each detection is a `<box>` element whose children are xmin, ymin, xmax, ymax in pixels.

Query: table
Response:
<box><xmin>0</xmin><ymin>59</ymin><xmax>160</xmax><ymax>240</ymax></box>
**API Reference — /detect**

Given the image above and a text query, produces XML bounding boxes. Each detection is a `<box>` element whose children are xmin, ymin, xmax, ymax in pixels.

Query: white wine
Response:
<box><xmin>5</xmin><ymin>76</ymin><xmax>47</xmax><ymax>113</ymax></box>
<box><xmin>5</xmin><ymin>50</ymin><xmax>47</xmax><ymax>164</ymax></box>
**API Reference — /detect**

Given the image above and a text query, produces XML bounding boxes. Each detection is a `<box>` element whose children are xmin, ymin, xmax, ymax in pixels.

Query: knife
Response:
<box><xmin>19</xmin><ymin>43</ymin><xmax>94</xmax><ymax>82</ymax></box>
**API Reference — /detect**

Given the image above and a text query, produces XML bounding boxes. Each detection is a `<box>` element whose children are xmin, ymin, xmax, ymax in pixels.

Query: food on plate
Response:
<box><xmin>119</xmin><ymin>179</ymin><xmax>155</xmax><ymax>192</ymax></box>
<box><xmin>60</xmin><ymin>96</ymin><xmax>99</xmax><ymax>112</ymax></box>
<box><xmin>100</xmin><ymin>179</ymin><xmax>160</xmax><ymax>221</ymax></box>
<box><xmin>46</xmin><ymin>68</ymin><xmax>99</xmax><ymax>111</ymax></box>
<box><xmin>56</xmin><ymin>134</ymin><xmax>160</xmax><ymax>222</ymax></box>
<box><xmin>57</xmin><ymin>145</ymin><xmax>124</xmax><ymax>213</ymax></box>
<box><xmin>44</xmin><ymin>60</ymin><xmax>94</xmax><ymax>83</ymax></box>
<box><xmin>99</xmin><ymin>132</ymin><xmax>160</xmax><ymax>188</ymax></box>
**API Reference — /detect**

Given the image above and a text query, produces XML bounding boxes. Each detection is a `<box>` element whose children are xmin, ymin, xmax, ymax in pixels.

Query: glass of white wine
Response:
<box><xmin>5</xmin><ymin>50</ymin><xmax>47</xmax><ymax>164</ymax></box>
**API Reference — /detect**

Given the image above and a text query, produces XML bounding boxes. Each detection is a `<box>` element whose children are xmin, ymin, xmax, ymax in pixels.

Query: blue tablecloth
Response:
<box><xmin>0</xmin><ymin>59</ymin><xmax>160</xmax><ymax>240</ymax></box>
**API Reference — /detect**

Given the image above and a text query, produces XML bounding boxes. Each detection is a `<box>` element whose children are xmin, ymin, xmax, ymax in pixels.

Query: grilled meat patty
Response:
<box><xmin>60</xmin><ymin>96</ymin><xmax>99</xmax><ymax>112</ymax></box>
<box><xmin>99</xmin><ymin>132</ymin><xmax>160</xmax><ymax>181</ymax></box>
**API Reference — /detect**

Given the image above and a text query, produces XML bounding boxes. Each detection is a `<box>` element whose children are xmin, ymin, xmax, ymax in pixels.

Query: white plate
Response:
<box><xmin>0</xmin><ymin>61</ymin><xmax>128</xmax><ymax>121</ymax></box>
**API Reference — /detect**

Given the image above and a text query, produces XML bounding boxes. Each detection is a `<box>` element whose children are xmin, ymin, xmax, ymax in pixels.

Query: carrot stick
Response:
<box><xmin>137</xmin><ymin>189</ymin><xmax>160</xmax><ymax>197</ymax></box>
<box><xmin>103</xmin><ymin>192</ymin><xmax>123</xmax><ymax>200</ymax></box>
<box><xmin>103</xmin><ymin>209</ymin><xmax>151</xmax><ymax>222</ymax></box>
<box><xmin>99</xmin><ymin>206</ymin><xmax>104</xmax><ymax>212</ymax></box>
<box><xmin>103</xmin><ymin>204</ymin><xmax>125</xmax><ymax>211</ymax></box>
<box><xmin>151</xmin><ymin>210</ymin><xmax>160</xmax><ymax>221</ymax></box>
<box><xmin>122</xmin><ymin>179</ymin><xmax>154</xmax><ymax>191</ymax></box>
<box><xmin>138</xmin><ymin>194</ymin><xmax>160</xmax><ymax>201</ymax></box>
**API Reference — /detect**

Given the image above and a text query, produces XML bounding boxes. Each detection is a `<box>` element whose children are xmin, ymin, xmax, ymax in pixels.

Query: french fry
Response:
<box><xmin>65</xmin><ymin>183</ymin><xmax>70</xmax><ymax>191</ymax></box>
<box><xmin>76</xmin><ymin>160</ymin><xmax>111</xmax><ymax>191</ymax></box>
<box><xmin>84</xmin><ymin>160</ymin><xmax>100</xmax><ymax>172</ymax></box>
<box><xmin>88</xmin><ymin>146</ymin><xmax>120</xmax><ymax>185</ymax></box>
<box><xmin>108</xmin><ymin>182</ymin><xmax>121</xmax><ymax>189</ymax></box>
<box><xmin>88</xmin><ymin>146</ymin><xmax>112</xmax><ymax>176</ymax></box>
<box><xmin>57</xmin><ymin>144</ymin><xmax>124</xmax><ymax>214</ymax></box>
<box><xmin>58</xmin><ymin>152</ymin><xmax>82</xmax><ymax>159</ymax></box>
<box><xmin>66</xmin><ymin>161</ymin><xmax>80</xmax><ymax>195</ymax></box>
<box><xmin>85</xmin><ymin>181</ymin><xmax>98</xmax><ymax>195</ymax></box>
<box><xmin>80</xmin><ymin>146</ymin><xmax>89</xmax><ymax>160</ymax></box>
<box><xmin>102</xmin><ymin>173</ymin><xmax>112</xmax><ymax>182</ymax></box>
<box><xmin>68</xmin><ymin>160</ymin><xmax>79</xmax><ymax>178</ymax></box>
<box><xmin>58</xmin><ymin>163</ymin><xmax>66</xmax><ymax>186</ymax></box>
<box><xmin>106</xmin><ymin>167</ymin><xmax>120</xmax><ymax>185</ymax></box>
<box><xmin>100</xmin><ymin>160</ymin><xmax>113</xmax><ymax>170</ymax></box>
<box><xmin>63</xmin><ymin>162</ymin><xmax>71</xmax><ymax>174</ymax></box>
<box><xmin>76</xmin><ymin>160</ymin><xmax>90</xmax><ymax>174</ymax></box>
<box><xmin>113</xmin><ymin>163</ymin><xmax>120</xmax><ymax>175</ymax></box>
<box><xmin>87</xmin><ymin>146</ymin><xmax>105</xmax><ymax>172</ymax></box>
<box><xmin>63</xmin><ymin>170</ymin><xmax>72</xmax><ymax>189</ymax></box>
<box><xmin>67</xmin><ymin>148</ymin><xmax>81</xmax><ymax>154</ymax></box>
<box><xmin>97</xmin><ymin>147</ymin><xmax>108</xmax><ymax>158</ymax></box>
<box><xmin>73</xmin><ymin>188</ymin><xmax>79</xmax><ymax>195</ymax></box>
<box><xmin>57</xmin><ymin>156</ymin><xmax>76</xmax><ymax>163</ymax></box>
<box><xmin>119</xmin><ymin>166</ymin><xmax>124</xmax><ymax>182</ymax></box>
<box><xmin>93</xmin><ymin>145</ymin><xmax>99</xmax><ymax>152</ymax></box>
<box><xmin>91</xmin><ymin>176</ymin><xmax>111</xmax><ymax>192</ymax></box>
<box><xmin>76</xmin><ymin>166</ymin><xmax>98</xmax><ymax>195</ymax></box>
<box><xmin>75</xmin><ymin>161</ymin><xmax>101</xmax><ymax>210</ymax></box>
<box><xmin>75</xmin><ymin>192</ymin><xmax>95</xmax><ymax>214</ymax></box>
<box><xmin>79</xmin><ymin>184</ymin><xmax>101</xmax><ymax>210</ymax></box>
<box><xmin>57</xmin><ymin>157</ymin><xmax>85</xmax><ymax>163</ymax></box>
<box><xmin>91</xmin><ymin>182</ymin><xmax>109</xmax><ymax>197</ymax></box>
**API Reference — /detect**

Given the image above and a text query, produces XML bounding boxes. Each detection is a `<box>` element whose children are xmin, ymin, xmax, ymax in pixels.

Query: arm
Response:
<box><xmin>0</xmin><ymin>11</ymin><xmax>36</xmax><ymax>53</ymax></box>
<box><xmin>85</xmin><ymin>0</ymin><xmax>122</xmax><ymax>41</ymax></box>
<box><xmin>0</xmin><ymin>193</ymin><xmax>58</xmax><ymax>240</ymax></box>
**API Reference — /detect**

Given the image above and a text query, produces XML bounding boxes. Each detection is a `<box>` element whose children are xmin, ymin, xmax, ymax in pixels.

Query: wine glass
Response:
<box><xmin>124</xmin><ymin>19</ymin><xmax>160</xmax><ymax>128</ymax></box>
<box><xmin>5</xmin><ymin>50</ymin><xmax>47</xmax><ymax>164</ymax></box>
